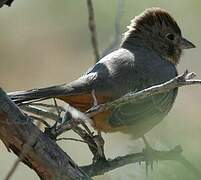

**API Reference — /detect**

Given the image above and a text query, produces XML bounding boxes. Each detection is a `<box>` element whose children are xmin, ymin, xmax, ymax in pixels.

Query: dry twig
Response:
<box><xmin>21</xmin><ymin>105</ymin><xmax>60</xmax><ymax>122</ymax></box>
<box><xmin>101</xmin><ymin>0</ymin><xmax>125</xmax><ymax>57</ymax></box>
<box><xmin>81</xmin><ymin>145</ymin><xmax>201</xmax><ymax>179</ymax></box>
<box><xmin>86</xmin><ymin>71</ymin><xmax>200</xmax><ymax>116</ymax></box>
<box><xmin>86</xmin><ymin>0</ymin><xmax>100</xmax><ymax>62</ymax></box>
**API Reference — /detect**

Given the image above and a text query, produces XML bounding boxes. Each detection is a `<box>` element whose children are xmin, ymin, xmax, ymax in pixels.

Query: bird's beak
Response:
<box><xmin>180</xmin><ymin>37</ymin><xmax>196</xmax><ymax>49</ymax></box>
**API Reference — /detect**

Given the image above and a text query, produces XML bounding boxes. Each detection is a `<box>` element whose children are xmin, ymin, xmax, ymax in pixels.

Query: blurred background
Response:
<box><xmin>0</xmin><ymin>0</ymin><xmax>201</xmax><ymax>179</ymax></box>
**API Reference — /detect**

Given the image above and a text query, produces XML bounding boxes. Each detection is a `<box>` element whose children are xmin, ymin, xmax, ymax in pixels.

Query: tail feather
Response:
<box><xmin>8</xmin><ymin>73</ymin><xmax>98</xmax><ymax>105</ymax></box>
<box><xmin>8</xmin><ymin>84</ymin><xmax>68</xmax><ymax>105</ymax></box>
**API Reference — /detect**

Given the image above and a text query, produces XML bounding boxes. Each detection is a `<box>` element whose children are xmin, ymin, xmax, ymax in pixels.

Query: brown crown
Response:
<box><xmin>126</xmin><ymin>7</ymin><xmax>181</xmax><ymax>36</ymax></box>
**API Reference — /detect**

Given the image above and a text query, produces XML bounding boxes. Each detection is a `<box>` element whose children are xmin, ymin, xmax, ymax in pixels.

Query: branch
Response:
<box><xmin>81</xmin><ymin>145</ymin><xmax>201</xmax><ymax>179</ymax></box>
<box><xmin>21</xmin><ymin>105</ymin><xmax>61</xmax><ymax>122</ymax></box>
<box><xmin>5</xmin><ymin>157</ymin><xmax>21</xmax><ymax>180</ymax></box>
<box><xmin>86</xmin><ymin>0</ymin><xmax>100</xmax><ymax>62</ymax></box>
<box><xmin>101</xmin><ymin>0</ymin><xmax>124</xmax><ymax>57</ymax></box>
<box><xmin>0</xmin><ymin>88</ymin><xmax>90</xmax><ymax>180</ymax></box>
<box><xmin>82</xmin><ymin>145</ymin><xmax>182</xmax><ymax>177</ymax></box>
<box><xmin>87</xmin><ymin>71</ymin><xmax>200</xmax><ymax>116</ymax></box>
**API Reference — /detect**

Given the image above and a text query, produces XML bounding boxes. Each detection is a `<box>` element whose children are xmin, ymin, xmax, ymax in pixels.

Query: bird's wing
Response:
<box><xmin>8</xmin><ymin>49</ymin><xmax>134</xmax><ymax>109</ymax></box>
<box><xmin>90</xmin><ymin>85</ymin><xmax>177</xmax><ymax>133</ymax></box>
<box><xmin>109</xmin><ymin>91</ymin><xmax>176</xmax><ymax>126</ymax></box>
<box><xmin>8</xmin><ymin>72</ymin><xmax>104</xmax><ymax>106</ymax></box>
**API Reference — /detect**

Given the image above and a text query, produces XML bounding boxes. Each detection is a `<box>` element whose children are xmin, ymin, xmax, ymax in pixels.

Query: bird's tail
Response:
<box><xmin>8</xmin><ymin>84</ymin><xmax>69</xmax><ymax>105</ymax></box>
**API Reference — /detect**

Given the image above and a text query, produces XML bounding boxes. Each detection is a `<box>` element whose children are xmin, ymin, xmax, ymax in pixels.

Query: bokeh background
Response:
<box><xmin>0</xmin><ymin>0</ymin><xmax>201</xmax><ymax>179</ymax></box>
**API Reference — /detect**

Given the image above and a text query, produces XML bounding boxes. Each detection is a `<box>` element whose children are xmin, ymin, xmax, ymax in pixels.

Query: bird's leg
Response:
<box><xmin>90</xmin><ymin>90</ymin><xmax>106</xmax><ymax>162</ymax></box>
<box><xmin>142</xmin><ymin>136</ymin><xmax>156</xmax><ymax>176</ymax></box>
<box><xmin>91</xmin><ymin>89</ymin><xmax>98</xmax><ymax>107</ymax></box>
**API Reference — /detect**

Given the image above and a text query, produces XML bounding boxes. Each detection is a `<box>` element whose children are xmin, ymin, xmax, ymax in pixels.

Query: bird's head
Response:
<box><xmin>121</xmin><ymin>7</ymin><xmax>195</xmax><ymax>65</ymax></box>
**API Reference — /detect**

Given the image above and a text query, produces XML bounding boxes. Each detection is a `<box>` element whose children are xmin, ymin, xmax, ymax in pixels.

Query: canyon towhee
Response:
<box><xmin>9</xmin><ymin>7</ymin><xmax>195</xmax><ymax>138</ymax></box>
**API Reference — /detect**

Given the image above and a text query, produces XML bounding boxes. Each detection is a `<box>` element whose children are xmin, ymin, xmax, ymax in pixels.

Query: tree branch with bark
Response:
<box><xmin>0</xmin><ymin>88</ymin><xmax>90</xmax><ymax>180</ymax></box>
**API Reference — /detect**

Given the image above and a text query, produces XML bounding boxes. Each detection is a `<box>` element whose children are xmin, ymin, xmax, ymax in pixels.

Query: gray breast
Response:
<box><xmin>108</xmin><ymin>47</ymin><xmax>178</xmax><ymax>135</ymax></box>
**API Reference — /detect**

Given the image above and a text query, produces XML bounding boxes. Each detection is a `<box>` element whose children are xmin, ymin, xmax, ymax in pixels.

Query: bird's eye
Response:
<box><xmin>166</xmin><ymin>33</ymin><xmax>175</xmax><ymax>41</ymax></box>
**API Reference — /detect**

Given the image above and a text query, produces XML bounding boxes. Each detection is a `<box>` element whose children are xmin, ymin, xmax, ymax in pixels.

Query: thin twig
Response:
<box><xmin>178</xmin><ymin>155</ymin><xmax>201</xmax><ymax>178</ymax></box>
<box><xmin>57</xmin><ymin>137</ymin><xmax>97</xmax><ymax>149</ymax></box>
<box><xmin>80</xmin><ymin>121</ymin><xmax>94</xmax><ymax>138</ymax></box>
<box><xmin>86</xmin><ymin>0</ymin><xmax>100</xmax><ymax>62</ymax></box>
<box><xmin>72</xmin><ymin>126</ymin><xmax>99</xmax><ymax>158</ymax></box>
<box><xmin>81</xmin><ymin>145</ymin><xmax>201</xmax><ymax>178</ymax></box>
<box><xmin>86</xmin><ymin>71</ymin><xmax>201</xmax><ymax>116</ymax></box>
<box><xmin>31</xmin><ymin>102</ymin><xmax>65</xmax><ymax>112</ymax></box>
<box><xmin>53</xmin><ymin>98</ymin><xmax>62</xmax><ymax>117</ymax></box>
<box><xmin>57</xmin><ymin>137</ymin><xmax>88</xmax><ymax>144</ymax></box>
<box><xmin>4</xmin><ymin>158</ymin><xmax>21</xmax><ymax>180</ymax></box>
<box><xmin>29</xmin><ymin>115</ymin><xmax>50</xmax><ymax>128</ymax></box>
<box><xmin>81</xmin><ymin>145</ymin><xmax>183</xmax><ymax>177</ymax></box>
<box><xmin>101</xmin><ymin>0</ymin><xmax>125</xmax><ymax>57</ymax></box>
<box><xmin>21</xmin><ymin>105</ymin><xmax>61</xmax><ymax>122</ymax></box>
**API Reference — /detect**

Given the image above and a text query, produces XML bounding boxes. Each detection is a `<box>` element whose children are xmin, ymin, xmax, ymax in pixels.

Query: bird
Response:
<box><xmin>9</xmin><ymin>7</ymin><xmax>195</xmax><ymax>139</ymax></box>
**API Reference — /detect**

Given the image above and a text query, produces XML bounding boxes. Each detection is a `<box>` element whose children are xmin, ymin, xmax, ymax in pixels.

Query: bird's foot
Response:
<box><xmin>44</xmin><ymin>121</ymin><xmax>58</xmax><ymax>140</ymax></box>
<box><xmin>142</xmin><ymin>136</ymin><xmax>157</xmax><ymax>175</ymax></box>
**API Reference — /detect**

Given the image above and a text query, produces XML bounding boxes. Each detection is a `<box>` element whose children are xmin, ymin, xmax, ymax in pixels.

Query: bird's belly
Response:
<box><xmin>92</xmin><ymin>91</ymin><xmax>177</xmax><ymax>138</ymax></box>
<box><xmin>92</xmin><ymin>109</ymin><xmax>164</xmax><ymax>136</ymax></box>
<box><xmin>92</xmin><ymin>111</ymin><xmax>127</xmax><ymax>132</ymax></box>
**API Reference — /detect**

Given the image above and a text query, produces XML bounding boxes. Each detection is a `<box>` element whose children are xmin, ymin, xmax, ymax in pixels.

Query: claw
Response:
<box><xmin>142</xmin><ymin>136</ymin><xmax>155</xmax><ymax>176</ymax></box>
